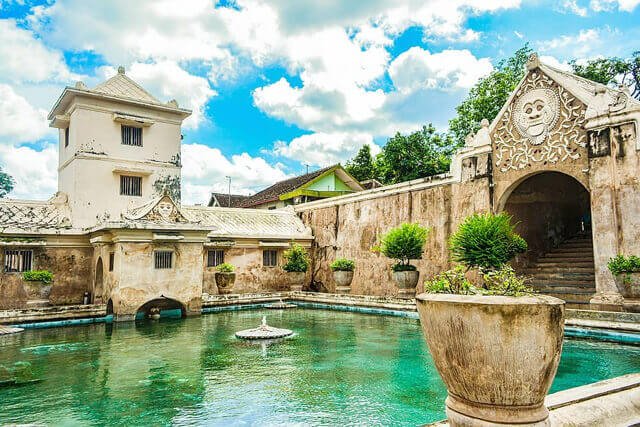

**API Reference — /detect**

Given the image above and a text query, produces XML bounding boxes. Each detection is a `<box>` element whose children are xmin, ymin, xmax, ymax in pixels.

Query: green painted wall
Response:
<box><xmin>307</xmin><ymin>172</ymin><xmax>352</xmax><ymax>192</ymax></box>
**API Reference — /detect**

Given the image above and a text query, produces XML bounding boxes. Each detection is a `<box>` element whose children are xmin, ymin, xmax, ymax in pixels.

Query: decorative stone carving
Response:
<box><xmin>141</xmin><ymin>196</ymin><xmax>188</xmax><ymax>223</ymax></box>
<box><xmin>611</xmin><ymin>122</ymin><xmax>636</xmax><ymax>157</ymax></box>
<box><xmin>494</xmin><ymin>71</ymin><xmax>587</xmax><ymax>172</ymax></box>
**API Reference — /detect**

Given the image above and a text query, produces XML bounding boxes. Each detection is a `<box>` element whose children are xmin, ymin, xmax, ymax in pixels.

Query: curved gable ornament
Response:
<box><xmin>494</xmin><ymin>71</ymin><xmax>587</xmax><ymax>172</ymax></box>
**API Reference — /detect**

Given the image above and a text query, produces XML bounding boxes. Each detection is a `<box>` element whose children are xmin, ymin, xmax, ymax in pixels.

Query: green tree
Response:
<box><xmin>376</xmin><ymin>124</ymin><xmax>455</xmax><ymax>184</ymax></box>
<box><xmin>448</xmin><ymin>45</ymin><xmax>533</xmax><ymax>146</ymax></box>
<box><xmin>0</xmin><ymin>167</ymin><xmax>15</xmax><ymax>198</ymax></box>
<box><xmin>345</xmin><ymin>144</ymin><xmax>375</xmax><ymax>182</ymax></box>
<box><xmin>570</xmin><ymin>52</ymin><xmax>640</xmax><ymax>100</ymax></box>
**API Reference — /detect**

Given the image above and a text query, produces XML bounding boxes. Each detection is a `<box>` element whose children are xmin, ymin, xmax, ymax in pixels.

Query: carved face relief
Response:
<box><xmin>513</xmin><ymin>88</ymin><xmax>559</xmax><ymax>145</ymax></box>
<box><xmin>157</xmin><ymin>202</ymin><xmax>174</xmax><ymax>219</ymax></box>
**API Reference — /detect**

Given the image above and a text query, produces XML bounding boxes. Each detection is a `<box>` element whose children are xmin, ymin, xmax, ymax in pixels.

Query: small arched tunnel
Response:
<box><xmin>136</xmin><ymin>297</ymin><xmax>187</xmax><ymax>320</ymax></box>
<box><xmin>501</xmin><ymin>171</ymin><xmax>591</xmax><ymax>266</ymax></box>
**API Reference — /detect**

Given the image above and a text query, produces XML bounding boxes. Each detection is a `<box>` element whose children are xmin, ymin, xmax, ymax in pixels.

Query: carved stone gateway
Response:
<box><xmin>494</xmin><ymin>71</ymin><xmax>587</xmax><ymax>172</ymax></box>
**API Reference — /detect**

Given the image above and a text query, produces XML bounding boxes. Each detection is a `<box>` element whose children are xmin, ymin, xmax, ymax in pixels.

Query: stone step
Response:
<box><xmin>542</xmin><ymin>251</ymin><xmax>593</xmax><ymax>258</ymax></box>
<box><xmin>530</xmin><ymin>281</ymin><xmax>595</xmax><ymax>289</ymax></box>
<box><xmin>537</xmin><ymin>291</ymin><xmax>594</xmax><ymax>303</ymax></box>
<box><xmin>525</xmin><ymin>271</ymin><xmax>595</xmax><ymax>279</ymax></box>
<box><xmin>533</xmin><ymin>261</ymin><xmax>594</xmax><ymax>268</ymax></box>
<box><xmin>537</xmin><ymin>258</ymin><xmax>593</xmax><ymax>265</ymax></box>
<box><xmin>26</xmin><ymin>300</ymin><xmax>50</xmax><ymax>308</ymax></box>
<box><xmin>533</xmin><ymin>286</ymin><xmax>595</xmax><ymax>294</ymax></box>
<box><xmin>523</xmin><ymin>267</ymin><xmax>595</xmax><ymax>274</ymax></box>
<box><xmin>554</xmin><ymin>242</ymin><xmax>593</xmax><ymax>250</ymax></box>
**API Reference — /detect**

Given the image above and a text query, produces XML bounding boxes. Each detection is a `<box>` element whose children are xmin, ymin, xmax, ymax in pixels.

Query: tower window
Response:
<box><xmin>64</xmin><ymin>127</ymin><xmax>70</xmax><ymax>147</ymax></box>
<box><xmin>109</xmin><ymin>252</ymin><xmax>115</xmax><ymax>272</ymax></box>
<box><xmin>207</xmin><ymin>250</ymin><xmax>224</xmax><ymax>267</ymax></box>
<box><xmin>120</xmin><ymin>175</ymin><xmax>142</xmax><ymax>196</ymax></box>
<box><xmin>263</xmin><ymin>250</ymin><xmax>278</xmax><ymax>267</ymax></box>
<box><xmin>121</xmin><ymin>125</ymin><xmax>143</xmax><ymax>146</ymax></box>
<box><xmin>154</xmin><ymin>251</ymin><xmax>173</xmax><ymax>269</ymax></box>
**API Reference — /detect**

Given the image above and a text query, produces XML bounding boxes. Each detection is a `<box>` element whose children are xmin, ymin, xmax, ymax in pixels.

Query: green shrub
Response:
<box><xmin>22</xmin><ymin>270</ymin><xmax>54</xmax><ymax>284</ymax></box>
<box><xmin>424</xmin><ymin>265</ymin><xmax>477</xmax><ymax>295</ymax></box>
<box><xmin>449</xmin><ymin>212</ymin><xmax>527</xmax><ymax>271</ymax></box>
<box><xmin>375</xmin><ymin>223</ymin><xmax>429</xmax><ymax>271</ymax></box>
<box><xmin>215</xmin><ymin>263</ymin><xmax>235</xmax><ymax>273</ymax></box>
<box><xmin>283</xmin><ymin>243</ymin><xmax>310</xmax><ymax>273</ymax></box>
<box><xmin>608</xmin><ymin>255</ymin><xmax>640</xmax><ymax>275</ymax></box>
<box><xmin>330</xmin><ymin>258</ymin><xmax>355</xmax><ymax>272</ymax></box>
<box><xmin>424</xmin><ymin>265</ymin><xmax>532</xmax><ymax>296</ymax></box>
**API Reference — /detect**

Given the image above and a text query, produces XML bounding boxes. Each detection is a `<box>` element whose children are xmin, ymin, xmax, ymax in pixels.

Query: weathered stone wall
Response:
<box><xmin>298</xmin><ymin>177</ymin><xmax>491</xmax><ymax>296</ymax></box>
<box><xmin>203</xmin><ymin>246</ymin><xmax>312</xmax><ymax>294</ymax></box>
<box><xmin>0</xmin><ymin>242</ymin><xmax>92</xmax><ymax>309</ymax></box>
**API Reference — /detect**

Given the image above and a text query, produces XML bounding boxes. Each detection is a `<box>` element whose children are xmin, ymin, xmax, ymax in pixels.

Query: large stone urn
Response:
<box><xmin>416</xmin><ymin>293</ymin><xmax>565</xmax><ymax>426</ymax></box>
<box><xmin>333</xmin><ymin>271</ymin><xmax>354</xmax><ymax>294</ymax></box>
<box><xmin>392</xmin><ymin>270</ymin><xmax>419</xmax><ymax>298</ymax></box>
<box><xmin>214</xmin><ymin>272</ymin><xmax>236</xmax><ymax>295</ymax></box>
<box><xmin>288</xmin><ymin>271</ymin><xmax>306</xmax><ymax>292</ymax></box>
<box><xmin>614</xmin><ymin>272</ymin><xmax>640</xmax><ymax>298</ymax></box>
<box><xmin>23</xmin><ymin>281</ymin><xmax>52</xmax><ymax>300</ymax></box>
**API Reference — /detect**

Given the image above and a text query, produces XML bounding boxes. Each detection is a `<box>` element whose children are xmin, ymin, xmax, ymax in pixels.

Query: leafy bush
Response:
<box><xmin>424</xmin><ymin>265</ymin><xmax>476</xmax><ymax>295</ymax></box>
<box><xmin>330</xmin><ymin>258</ymin><xmax>355</xmax><ymax>272</ymax></box>
<box><xmin>424</xmin><ymin>265</ymin><xmax>532</xmax><ymax>296</ymax></box>
<box><xmin>449</xmin><ymin>212</ymin><xmax>527</xmax><ymax>271</ymax></box>
<box><xmin>283</xmin><ymin>244</ymin><xmax>310</xmax><ymax>273</ymax></box>
<box><xmin>375</xmin><ymin>223</ymin><xmax>429</xmax><ymax>271</ymax></box>
<box><xmin>215</xmin><ymin>263</ymin><xmax>235</xmax><ymax>273</ymax></box>
<box><xmin>22</xmin><ymin>270</ymin><xmax>53</xmax><ymax>284</ymax></box>
<box><xmin>608</xmin><ymin>255</ymin><xmax>640</xmax><ymax>275</ymax></box>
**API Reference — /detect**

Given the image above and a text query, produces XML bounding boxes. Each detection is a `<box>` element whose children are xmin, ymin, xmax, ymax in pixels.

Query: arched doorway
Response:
<box><xmin>94</xmin><ymin>257</ymin><xmax>104</xmax><ymax>304</ymax></box>
<box><xmin>501</xmin><ymin>172</ymin><xmax>595</xmax><ymax>307</ymax></box>
<box><xmin>136</xmin><ymin>297</ymin><xmax>186</xmax><ymax>320</ymax></box>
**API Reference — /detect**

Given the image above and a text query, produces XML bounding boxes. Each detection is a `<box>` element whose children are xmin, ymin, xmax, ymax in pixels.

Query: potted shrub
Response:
<box><xmin>214</xmin><ymin>263</ymin><xmax>236</xmax><ymax>295</ymax></box>
<box><xmin>22</xmin><ymin>270</ymin><xmax>54</xmax><ymax>300</ymax></box>
<box><xmin>376</xmin><ymin>223</ymin><xmax>429</xmax><ymax>298</ymax></box>
<box><xmin>608</xmin><ymin>255</ymin><xmax>640</xmax><ymax>298</ymax></box>
<box><xmin>282</xmin><ymin>243</ymin><xmax>310</xmax><ymax>292</ymax></box>
<box><xmin>330</xmin><ymin>258</ymin><xmax>355</xmax><ymax>294</ymax></box>
<box><xmin>416</xmin><ymin>213</ymin><xmax>564</xmax><ymax>426</ymax></box>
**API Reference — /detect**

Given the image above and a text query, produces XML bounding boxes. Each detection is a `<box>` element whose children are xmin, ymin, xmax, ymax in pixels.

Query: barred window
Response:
<box><xmin>207</xmin><ymin>250</ymin><xmax>224</xmax><ymax>267</ymax></box>
<box><xmin>263</xmin><ymin>250</ymin><xmax>278</xmax><ymax>267</ymax></box>
<box><xmin>4</xmin><ymin>250</ymin><xmax>33</xmax><ymax>272</ymax></box>
<box><xmin>109</xmin><ymin>252</ymin><xmax>115</xmax><ymax>272</ymax></box>
<box><xmin>154</xmin><ymin>251</ymin><xmax>173</xmax><ymax>269</ymax></box>
<box><xmin>121</xmin><ymin>125</ymin><xmax>143</xmax><ymax>146</ymax></box>
<box><xmin>120</xmin><ymin>175</ymin><xmax>142</xmax><ymax>196</ymax></box>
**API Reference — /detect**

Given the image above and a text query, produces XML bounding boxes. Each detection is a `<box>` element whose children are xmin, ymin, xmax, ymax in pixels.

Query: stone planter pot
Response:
<box><xmin>416</xmin><ymin>293</ymin><xmax>565</xmax><ymax>427</ymax></box>
<box><xmin>614</xmin><ymin>272</ymin><xmax>640</xmax><ymax>298</ymax></box>
<box><xmin>392</xmin><ymin>270</ymin><xmax>419</xmax><ymax>298</ymax></box>
<box><xmin>287</xmin><ymin>271</ymin><xmax>306</xmax><ymax>292</ymax></box>
<box><xmin>22</xmin><ymin>281</ymin><xmax>52</xmax><ymax>300</ymax></box>
<box><xmin>333</xmin><ymin>270</ymin><xmax>354</xmax><ymax>294</ymax></box>
<box><xmin>214</xmin><ymin>272</ymin><xmax>236</xmax><ymax>295</ymax></box>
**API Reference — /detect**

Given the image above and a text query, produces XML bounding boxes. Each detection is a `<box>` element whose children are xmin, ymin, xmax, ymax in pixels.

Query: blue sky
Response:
<box><xmin>0</xmin><ymin>0</ymin><xmax>638</xmax><ymax>204</ymax></box>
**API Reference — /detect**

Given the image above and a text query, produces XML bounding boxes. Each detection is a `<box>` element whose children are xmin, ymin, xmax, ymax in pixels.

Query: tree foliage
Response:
<box><xmin>376</xmin><ymin>223</ymin><xmax>430</xmax><ymax>271</ymax></box>
<box><xmin>375</xmin><ymin>125</ymin><xmax>455</xmax><ymax>185</ymax></box>
<box><xmin>448</xmin><ymin>45</ymin><xmax>533</xmax><ymax>146</ymax></box>
<box><xmin>330</xmin><ymin>258</ymin><xmax>355</xmax><ymax>272</ymax></box>
<box><xmin>449</xmin><ymin>213</ymin><xmax>527</xmax><ymax>271</ymax></box>
<box><xmin>0</xmin><ymin>166</ymin><xmax>15</xmax><ymax>198</ymax></box>
<box><xmin>570</xmin><ymin>52</ymin><xmax>640</xmax><ymax>100</ymax></box>
<box><xmin>345</xmin><ymin>145</ymin><xmax>376</xmax><ymax>182</ymax></box>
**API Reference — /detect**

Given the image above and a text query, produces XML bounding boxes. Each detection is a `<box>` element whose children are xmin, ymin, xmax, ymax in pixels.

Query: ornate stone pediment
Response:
<box><xmin>493</xmin><ymin>70</ymin><xmax>587</xmax><ymax>172</ymax></box>
<box><xmin>124</xmin><ymin>195</ymin><xmax>189</xmax><ymax>223</ymax></box>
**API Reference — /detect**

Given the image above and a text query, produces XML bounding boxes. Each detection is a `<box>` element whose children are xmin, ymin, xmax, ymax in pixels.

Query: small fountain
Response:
<box><xmin>235</xmin><ymin>316</ymin><xmax>293</xmax><ymax>340</ymax></box>
<box><xmin>265</xmin><ymin>299</ymin><xmax>296</xmax><ymax>309</ymax></box>
<box><xmin>0</xmin><ymin>325</ymin><xmax>23</xmax><ymax>336</ymax></box>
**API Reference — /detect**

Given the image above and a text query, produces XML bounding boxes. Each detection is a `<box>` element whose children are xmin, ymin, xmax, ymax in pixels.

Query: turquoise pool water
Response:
<box><xmin>1</xmin><ymin>308</ymin><xmax>639</xmax><ymax>426</ymax></box>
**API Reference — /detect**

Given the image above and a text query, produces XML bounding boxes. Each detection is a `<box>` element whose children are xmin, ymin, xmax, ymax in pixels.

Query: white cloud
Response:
<box><xmin>180</xmin><ymin>143</ymin><xmax>289</xmax><ymax>204</ymax></box>
<box><xmin>273</xmin><ymin>132</ymin><xmax>381</xmax><ymax>167</ymax></box>
<box><xmin>0</xmin><ymin>19</ymin><xmax>77</xmax><ymax>83</ymax></box>
<box><xmin>536</xmin><ymin>28</ymin><xmax>614</xmax><ymax>59</ymax></box>
<box><xmin>389</xmin><ymin>48</ymin><xmax>493</xmax><ymax>93</ymax></box>
<box><xmin>590</xmin><ymin>0</ymin><xmax>640</xmax><ymax>12</ymax></box>
<box><xmin>560</xmin><ymin>0</ymin><xmax>588</xmax><ymax>16</ymax></box>
<box><xmin>0</xmin><ymin>84</ymin><xmax>52</xmax><ymax>144</ymax></box>
<box><xmin>98</xmin><ymin>62</ymin><xmax>216</xmax><ymax>129</ymax></box>
<box><xmin>0</xmin><ymin>143</ymin><xmax>58</xmax><ymax>200</ymax></box>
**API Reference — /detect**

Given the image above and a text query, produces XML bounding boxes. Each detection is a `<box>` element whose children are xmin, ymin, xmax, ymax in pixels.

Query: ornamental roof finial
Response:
<box><xmin>117</xmin><ymin>65</ymin><xmax>125</xmax><ymax>74</ymax></box>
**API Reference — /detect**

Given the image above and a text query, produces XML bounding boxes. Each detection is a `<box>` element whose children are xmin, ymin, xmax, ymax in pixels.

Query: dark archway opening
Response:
<box><xmin>136</xmin><ymin>297</ymin><xmax>186</xmax><ymax>320</ymax></box>
<box><xmin>94</xmin><ymin>257</ymin><xmax>104</xmax><ymax>304</ymax></box>
<box><xmin>106</xmin><ymin>298</ymin><xmax>114</xmax><ymax>315</ymax></box>
<box><xmin>503</xmin><ymin>172</ymin><xmax>591</xmax><ymax>267</ymax></box>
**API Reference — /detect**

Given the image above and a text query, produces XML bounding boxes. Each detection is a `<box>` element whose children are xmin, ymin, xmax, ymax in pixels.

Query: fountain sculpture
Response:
<box><xmin>235</xmin><ymin>316</ymin><xmax>293</xmax><ymax>340</ymax></box>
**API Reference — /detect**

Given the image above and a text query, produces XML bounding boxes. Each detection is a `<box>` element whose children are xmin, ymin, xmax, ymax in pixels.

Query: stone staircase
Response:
<box><xmin>523</xmin><ymin>235</ymin><xmax>596</xmax><ymax>309</ymax></box>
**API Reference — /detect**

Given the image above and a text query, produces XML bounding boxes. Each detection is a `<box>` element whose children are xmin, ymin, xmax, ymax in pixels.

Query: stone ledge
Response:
<box><xmin>0</xmin><ymin>304</ymin><xmax>106</xmax><ymax>325</ymax></box>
